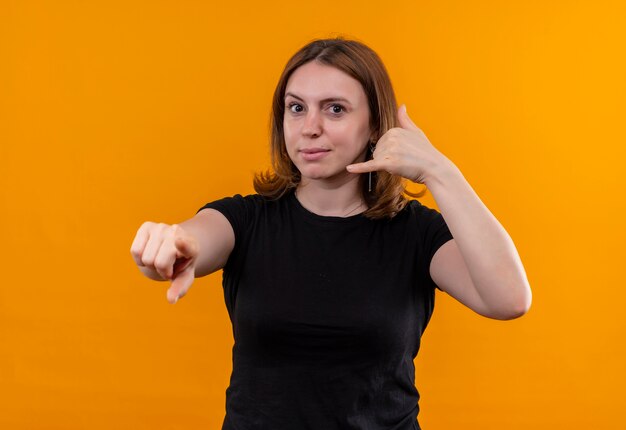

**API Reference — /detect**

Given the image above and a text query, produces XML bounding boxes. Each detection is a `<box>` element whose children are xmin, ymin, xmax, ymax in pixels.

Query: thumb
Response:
<box><xmin>397</xmin><ymin>104</ymin><xmax>419</xmax><ymax>131</ymax></box>
<box><xmin>173</xmin><ymin>226</ymin><xmax>198</xmax><ymax>259</ymax></box>
<box><xmin>346</xmin><ymin>158</ymin><xmax>381</xmax><ymax>174</ymax></box>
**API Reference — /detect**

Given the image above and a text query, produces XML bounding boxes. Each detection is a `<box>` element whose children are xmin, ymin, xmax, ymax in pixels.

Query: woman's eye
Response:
<box><xmin>330</xmin><ymin>104</ymin><xmax>344</xmax><ymax>114</ymax></box>
<box><xmin>288</xmin><ymin>103</ymin><xmax>303</xmax><ymax>113</ymax></box>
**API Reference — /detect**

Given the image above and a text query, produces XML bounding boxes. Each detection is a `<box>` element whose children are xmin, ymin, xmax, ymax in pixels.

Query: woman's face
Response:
<box><xmin>283</xmin><ymin>61</ymin><xmax>372</xmax><ymax>183</ymax></box>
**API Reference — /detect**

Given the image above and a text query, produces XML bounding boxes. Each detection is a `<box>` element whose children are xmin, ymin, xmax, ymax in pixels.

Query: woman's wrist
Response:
<box><xmin>422</xmin><ymin>156</ymin><xmax>462</xmax><ymax>192</ymax></box>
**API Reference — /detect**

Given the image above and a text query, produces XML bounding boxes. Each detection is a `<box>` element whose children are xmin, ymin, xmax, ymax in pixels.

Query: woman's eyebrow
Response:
<box><xmin>285</xmin><ymin>92</ymin><xmax>352</xmax><ymax>105</ymax></box>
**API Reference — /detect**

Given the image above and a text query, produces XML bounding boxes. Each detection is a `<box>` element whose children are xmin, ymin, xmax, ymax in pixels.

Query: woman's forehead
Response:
<box><xmin>285</xmin><ymin>62</ymin><xmax>366</xmax><ymax>103</ymax></box>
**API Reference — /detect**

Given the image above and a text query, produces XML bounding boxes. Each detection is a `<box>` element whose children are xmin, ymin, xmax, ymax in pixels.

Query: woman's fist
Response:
<box><xmin>130</xmin><ymin>222</ymin><xmax>199</xmax><ymax>304</ymax></box>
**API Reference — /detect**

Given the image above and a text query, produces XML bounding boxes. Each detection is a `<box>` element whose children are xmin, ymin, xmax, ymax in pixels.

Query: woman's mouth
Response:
<box><xmin>300</xmin><ymin>148</ymin><xmax>330</xmax><ymax>161</ymax></box>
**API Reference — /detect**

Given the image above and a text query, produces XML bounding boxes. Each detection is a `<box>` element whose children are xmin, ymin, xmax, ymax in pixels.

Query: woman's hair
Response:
<box><xmin>253</xmin><ymin>37</ymin><xmax>424</xmax><ymax>219</ymax></box>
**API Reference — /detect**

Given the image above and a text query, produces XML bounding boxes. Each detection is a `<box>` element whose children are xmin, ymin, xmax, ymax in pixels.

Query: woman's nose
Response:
<box><xmin>302</xmin><ymin>110</ymin><xmax>322</xmax><ymax>138</ymax></box>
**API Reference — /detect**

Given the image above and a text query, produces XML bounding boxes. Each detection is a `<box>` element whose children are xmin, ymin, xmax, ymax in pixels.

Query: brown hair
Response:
<box><xmin>253</xmin><ymin>37</ymin><xmax>424</xmax><ymax>219</ymax></box>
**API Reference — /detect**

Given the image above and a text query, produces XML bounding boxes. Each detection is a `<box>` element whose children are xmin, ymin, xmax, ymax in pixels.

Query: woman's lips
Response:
<box><xmin>300</xmin><ymin>148</ymin><xmax>330</xmax><ymax>161</ymax></box>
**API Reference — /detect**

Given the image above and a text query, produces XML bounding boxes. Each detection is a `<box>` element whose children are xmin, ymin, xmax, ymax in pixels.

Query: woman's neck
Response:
<box><xmin>295</xmin><ymin>175</ymin><xmax>366</xmax><ymax>217</ymax></box>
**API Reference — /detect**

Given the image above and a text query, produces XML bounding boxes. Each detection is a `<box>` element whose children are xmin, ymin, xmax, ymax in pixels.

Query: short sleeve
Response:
<box><xmin>196</xmin><ymin>194</ymin><xmax>260</xmax><ymax>270</ymax></box>
<box><xmin>410</xmin><ymin>200</ymin><xmax>454</xmax><ymax>291</ymax></box>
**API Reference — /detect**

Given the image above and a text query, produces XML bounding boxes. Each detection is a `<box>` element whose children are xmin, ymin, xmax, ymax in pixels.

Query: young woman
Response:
<box><xmin>130</xmin><ymin>38</ymin><xmax>532</xmax><ymax>429</ymax></box>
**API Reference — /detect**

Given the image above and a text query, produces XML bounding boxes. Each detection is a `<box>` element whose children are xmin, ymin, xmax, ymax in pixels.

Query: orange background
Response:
<box><xmin>1</xmin><ymin>1</ymin><xmax>625</xmax><ymax>428</ymax></box>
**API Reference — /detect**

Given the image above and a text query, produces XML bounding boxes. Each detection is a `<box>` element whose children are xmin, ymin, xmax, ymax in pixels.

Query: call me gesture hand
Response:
<box><xmin>347</xmin><ymin>104</ymin><xmax>452</xmax><ymax>186</ymax></box>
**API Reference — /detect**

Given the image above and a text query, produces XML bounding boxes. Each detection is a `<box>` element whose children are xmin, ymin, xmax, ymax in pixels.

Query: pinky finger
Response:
<box><xmin>130</xmin><ymin>223</ymin><xmax>151</xmax><ymax>266</ymax></box>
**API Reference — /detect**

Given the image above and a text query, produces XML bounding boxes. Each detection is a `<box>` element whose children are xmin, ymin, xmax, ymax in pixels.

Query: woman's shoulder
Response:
<box><xmin>404</xmin><ymin>198</ymin><xmax>440</xmax><ymax>215</ymax></box>
<box><xmin>395</xmin><ymin>198</ymin><xmax>446</xmax><ymax>228</ymax></box>
<box><xmin>198</xmin><ymin>191</ymin><xmax>292</xmax><ymax>213</ymax></box>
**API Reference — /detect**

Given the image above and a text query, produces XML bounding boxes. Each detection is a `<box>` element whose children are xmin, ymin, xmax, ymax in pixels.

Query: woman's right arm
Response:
<box><xmin>130</xmin><ymin>208</ymin><xmax>235</xmax><ymax>303</ymax></box>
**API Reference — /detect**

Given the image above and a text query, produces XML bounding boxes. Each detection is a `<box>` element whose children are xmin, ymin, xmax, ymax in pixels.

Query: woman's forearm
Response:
<box><xmin>425</xmin><ymin>160</ymin><xmax>532</xmax><ymax>314</ymax></box>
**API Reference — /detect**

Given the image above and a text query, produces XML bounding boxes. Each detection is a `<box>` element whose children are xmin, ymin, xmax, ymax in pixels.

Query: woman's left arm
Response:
<box><xmin>425</xmin><ymin>160</ymin><xmax>532</xmax><ymax>320</ymax></box>
<box><xmin>347</xmin><ymin>105</ymin><xmax>532</xmax><ymax>320</ymax></box>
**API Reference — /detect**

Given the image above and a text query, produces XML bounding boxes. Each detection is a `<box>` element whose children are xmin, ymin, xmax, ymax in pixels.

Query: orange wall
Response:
<box><xmin>1</xmin><ymin>1</ymin><xmax>625</xmax><ymax>428</ymax></box>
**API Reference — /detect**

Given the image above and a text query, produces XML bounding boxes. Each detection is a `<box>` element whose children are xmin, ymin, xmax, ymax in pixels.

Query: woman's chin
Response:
<box><xmin>297</xmin><ymin>166</ymin><xmax>326</xmax><ymax>180</ymax></box>
<box><xmin>299</xmin><ymin>167</ymin><xmax>352</xmax><ymax>182</ymax></box>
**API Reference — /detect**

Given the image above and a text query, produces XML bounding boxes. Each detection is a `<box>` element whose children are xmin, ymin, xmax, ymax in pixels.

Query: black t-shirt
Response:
<box><xmin>198</xmin><ymin>190</ymin><xmax>453</xmax><ymax>430</ymax></box>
